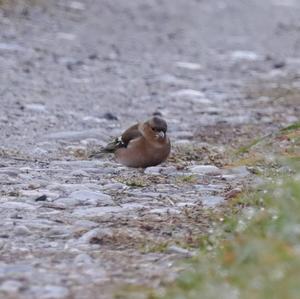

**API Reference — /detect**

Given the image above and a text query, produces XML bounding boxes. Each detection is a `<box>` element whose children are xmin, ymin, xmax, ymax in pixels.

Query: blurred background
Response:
<box><xmin>0</xmin><ymin>0</ymin><xmax>299</xmax><ymax>153</ymax></box>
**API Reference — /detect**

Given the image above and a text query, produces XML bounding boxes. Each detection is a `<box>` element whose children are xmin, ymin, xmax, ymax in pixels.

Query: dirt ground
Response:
<box><xmin>0</xmin><ymin>0</ymin><xmax>299</xmax><ymax>298</ymax></box>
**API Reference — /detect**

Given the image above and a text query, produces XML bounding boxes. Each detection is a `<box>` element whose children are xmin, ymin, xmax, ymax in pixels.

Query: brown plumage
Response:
<box><xmin>104</xmin><ymin>117</ymin><xmax>171</xmax><ymax>168</ymax></box>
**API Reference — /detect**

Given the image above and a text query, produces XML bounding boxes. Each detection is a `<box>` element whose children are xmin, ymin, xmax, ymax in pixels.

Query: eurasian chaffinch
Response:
<box><xmin>104</xmin><ymin>116</ymin><xmax>171</xmax><ymax>168</ymax></box>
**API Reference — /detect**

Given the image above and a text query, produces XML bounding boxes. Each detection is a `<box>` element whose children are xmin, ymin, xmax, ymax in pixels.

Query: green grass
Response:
<box><xmin>153</xmin><ymin>126</ymin><xmax>300</xmax><ymax>299</ymax></box>
<box><xmin>280</xmin><ymin>121</ymin><xmax>300</xmax><ymax>132</ymax></box>
<box><xmin>151</xmin><ymin>121</ymin><xmax>300</xmax><ymax>299</ymax></box>
<box><xmin>236</xmin><ymin>121</ymin><xmax>300</xmax><ymax>155</ymax></box>
<box><xmin>154</xmin><ymin>161</ymin><xmax>300</xmax><ymax>299</ymax></box>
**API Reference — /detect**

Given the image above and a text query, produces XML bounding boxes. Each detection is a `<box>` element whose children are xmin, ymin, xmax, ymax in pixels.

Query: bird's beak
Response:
<box><xmin>157</xmin><ymin>131</ymin><xmax>165</xmax><ymax>139</ymax></box>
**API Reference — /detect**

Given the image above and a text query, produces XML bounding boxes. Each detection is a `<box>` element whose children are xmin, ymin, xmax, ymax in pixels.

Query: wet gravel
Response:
<box><xmin>0</xmin><ymin>0</ymin><xmax>300</xmax><ymax>298</ymax></box>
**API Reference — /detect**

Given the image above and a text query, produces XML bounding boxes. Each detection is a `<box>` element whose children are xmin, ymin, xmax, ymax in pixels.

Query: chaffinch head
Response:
<box><xmin>104</xmin><ymin>116</ymin><xmax>171</xmax><ymax>168</ymax></box>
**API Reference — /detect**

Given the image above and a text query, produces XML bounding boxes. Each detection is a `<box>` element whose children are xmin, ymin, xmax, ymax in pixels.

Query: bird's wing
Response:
<box><xmin>121</xmin><ymin>123</ymin><xmax>142</xmax><ymax>146</ymax></box>
<box><xmin>103</xmin><ymin>123</ymin><xmax>142</xmax><ymax>152</ymax></box>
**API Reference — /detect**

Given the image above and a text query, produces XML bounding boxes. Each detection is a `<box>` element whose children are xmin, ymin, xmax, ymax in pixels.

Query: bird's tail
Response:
<box><xmin>88</xmin><ymin>137</ymin><xmax>124</xmax><ymax>158</ymax></box>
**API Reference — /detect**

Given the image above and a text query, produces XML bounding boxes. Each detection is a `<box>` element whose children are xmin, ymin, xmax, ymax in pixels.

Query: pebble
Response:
<box><xmin>156</xmin><ymin>74</ymin><xmax>188</xmax><ymax>86</ymax></box>
<box><xmin>225</xmin><ymin>166</ymin><xmax>250</xmax><ymax>178</ymax></box>
<box><xmin>195</xmin><ymin>184</ymin><xmax>225</xmax><ymax>192</ymax></box>
<box><xmin>0</xmin><ymin>280</ymin><xmax>23</xmax><ymax>293</ymax></box>
<box><xmin>24</xmin><ymin>103</ymin><xmax>47</xmax><ymax>113</ymax></box>
<box><xmin>14</xmin><ymin>225</ymin><xmax>32</xmax><ymax>236</ymax></box>
<box><xmin>175</xmin><ymin>61</ymin><xmax>202</xmax><ymax>70</ymax></box>
<box><xmin>72</xmin><ymin>219</ymin><xmax>99</xmax><ymax>229</ymax></box>
<box><xmin>30</xmin><ymin>285</ymin><xmax>69</xmax><ymax>299</ymax></box>
<box><xmin>189</xmin><ymin>165</ymin><xmax>221</xmax><ymax>175</ymax></box>
<box><xmin>0</xmin><ymin>167</ymin><xmax>19</xmax><ymax>177</ymax></box>
<box><xmin>69</xmin><ymin>1</ymin><xmax>86</xmax><ymax>11</ymax></box>
<box><xmin>149</xmin><ymin>207</ymin><xmax>181</xmax><ymax>214</ymax></box>
<box><xmin>144</xmin><ymin>166</ymin><xmax>162</xmax><ymax>175</ymax></box>
<box><xmin>77</xmin><ymin>228</ymin><xmax>113</xmax><ymax>244</ymax></box>
<box><xmin>70</xmin><ymin>169</ymin><xmax>89</xmax><ymax>177</ymax></box>
<box><xmin>68</xmin><ymin>190</ymin><xmax>114</xmax><ymax>206</ymax></box>
<box><xmin>201</xmin><ymin>196</ymin><xmax>224</xmax><ymax>207</ymax></box>
<box><xmin>0</xmin><ymin>43</ymin><xmax>24</xmax><ymax>52</ymax></box>
<box><xmin>166</xmin><ymin>245</ymin><xmax>193</xmax><ymax>257</ymax></box>
<box><xmin>230</xmin><ymin>50</ymin><xmax>260</xmax><ymax>61</ymax></box>
<box><xmin>74</xmin><ymin>253</ymin><xmax>93</xmax><ymax>265</ymax></box>
<box><xmin>170</xmin><ymin>89</ymin><xmax>205</xmax><ymax>98</ymax></box>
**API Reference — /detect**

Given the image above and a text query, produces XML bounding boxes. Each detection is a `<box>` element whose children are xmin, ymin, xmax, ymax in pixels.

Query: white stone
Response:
<box><xmin>25</xmin><ymin>103</ymin><xmax>47</xmax><ymax>113</ymax></box>
<box><xmin>171</xmin><ymin>89</ymin><xmax>205</xmax><ymax>98</ymax></box>
<box><xmin>175</xmin><ymin>61</ymin><xmax>202</xmax><ymax>70</ymax></box>
<box><xmin>14</xmin><ymin>225</ymin><xmax>32</xmax><ymax>236</ymax></box>
<box><xmin>225</xmin><ymin>166</ymin><xmax>250</xmax><ymax>177</ymax></box>
<box><xmin>167</xmin><ymin>245</ymin><xmax>193</xmax><ymax>256</ymax></box>
<box><xmin>230</xmin><ymin>50</ymin><xmax>260</xmax><ymax>61</ymax></box>
<box><xmin>189</xmin><ymin>165</ymin><xmax>221</xmax><ymax>175</ymax></box>
<box><xmin>30</xmin><ymin>285</ymin><xmax>69</xmax><ymax>299</ymax></box>
<box><xmin>74</xmin><ymin>253</ymin><xmax>93</xmax><ymax>265</ymax></box>
<box><xmin>69</xmin><ymin>1</ymin><xmax>85</xmax><ymax>10</ymax></box>
<box><xmin>201</xmin><ymin>196</ymin><xmax>224</xmax><ymax>207</ymax></box>
<box><xmin>144</xmin><ymin>166</ymin><xmax>162</xmax><ymax>175</ymax></box>
<box><xmin>0</xmin><ymin>280</ymin><xmax>23</xmax><ymax>293</ymax></box>
<box><xmin>69</xmin><ymin>190</ymin><xmax>113</xmax><ymax>205</ymax></box>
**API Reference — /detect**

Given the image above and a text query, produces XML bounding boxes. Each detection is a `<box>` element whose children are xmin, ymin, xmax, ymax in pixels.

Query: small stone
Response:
<box><xmin>72</xmin><ymin>219</ymin><xmax>99</xmax><ymax>229</ymax></box>
<box><xmin>273</xmin><ymin>61</ymin><xmax>285</xmax><ymax>69</ymax></box>
<box><xmin>14</xmin><ymin>225</ymin><xmax>32</xmax><ymax>236</ymax></box>
<box><xmin>167</xmin><ymin>245</ymin><xmax>193</xmax><ymax>256</ymax></box>
<box><xmin>201</xmin><ymin>196</ymin><xmax>224</xmax><ymax>207</ymax></box>
<box><xmin>230</xmin><ymin>50</ymin><xmax>260</xmax><ymax>61</ymax></box>
<box><xmin>69</xmin><ymin>190</ymin><xmax>114</xmax><ymax>206</ymax></box>
<box><xmin>35</xmin><ymin>195</ymin><xmax>47</xmax><ymax>202</ymax></box>
<box><xmin>0</xmin><ymin>167</ymin><xmax>19</xmax><ymax>177</ymax></box>
<box><xmin>74</xmin><ymin>253</ymin><xmax>93</xmax><ymax>265</ymax></box>
<box><xmin>189</xmin><ymin>165</ymin><xmax>221</xmax><ymax>175</ymax></box>
<box><xmin>30</xmin><ymin>285</ymin><xmax>69</xmax><ymax>299</ymax></box>
<box><xmin>70</xmin><ymin>169</ymin><xmax>89</xmax><ymax>177</ymax></box>
<box><xmin>102</xmin><ymin>112</ymin><xmax>118</xmax><ymax>120</ymax></box>
<box><xmin>170</xmin><ymin>89</ymin><xmax>205</xmax><ymax>98</ymax></box>
<box><xmin>0</xmin><ymin>43</ymin><xmax>24</xmax><ymax>52</ymax></box>
<box><xmin>77</xmin><ymin>228</ymin><xmax>113</xmax><ymax>244</ymax></box>
<box><xmin>144</xmin><ymin>166</ymin><xmax>162</xmax><ymax>175</ymax></box>
<box><xmin>69</xmin><ymin>1</ymin><xmax>85</xmax><ymax>10</ymax></box>
<box><xmin>175</xmin><ymin>61</ymin><xmax>202</xmax><ymax>70</ymax></box>
<box><xmin>24</xmin><ymin>103</ymin><xmax>47</xmax><ymax>113</ymax></box>
<box><xmin>225</xmin><ymin>166</ymin><xmax>250</xmax><ymax>178</ymax></box>
<box><xmin>0</xmin><ymin>280</ymin><xmax>23</xmax><ymax>293</ymax></box>
<box><xmin>149</xmin><ymin>207</ymin><xmax>180</xmax><ymax>214</ymax></box>
<box><xmin>57</xmin><ymin>32</ymin><xmax>77</xmax><ymax>41</ymax></box>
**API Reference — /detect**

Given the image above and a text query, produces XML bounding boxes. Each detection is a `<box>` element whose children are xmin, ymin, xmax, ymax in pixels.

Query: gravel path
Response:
<box><xmin>0</xmin><ymin>0</ymin><xmax>299</xmax><ymax>298</ymax></box>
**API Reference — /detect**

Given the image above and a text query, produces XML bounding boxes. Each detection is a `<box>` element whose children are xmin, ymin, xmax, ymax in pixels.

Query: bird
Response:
<box><xmin>103</xmin><ymin>116</ymin><xmax>171</xmax><ymax>168</ymax></box>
